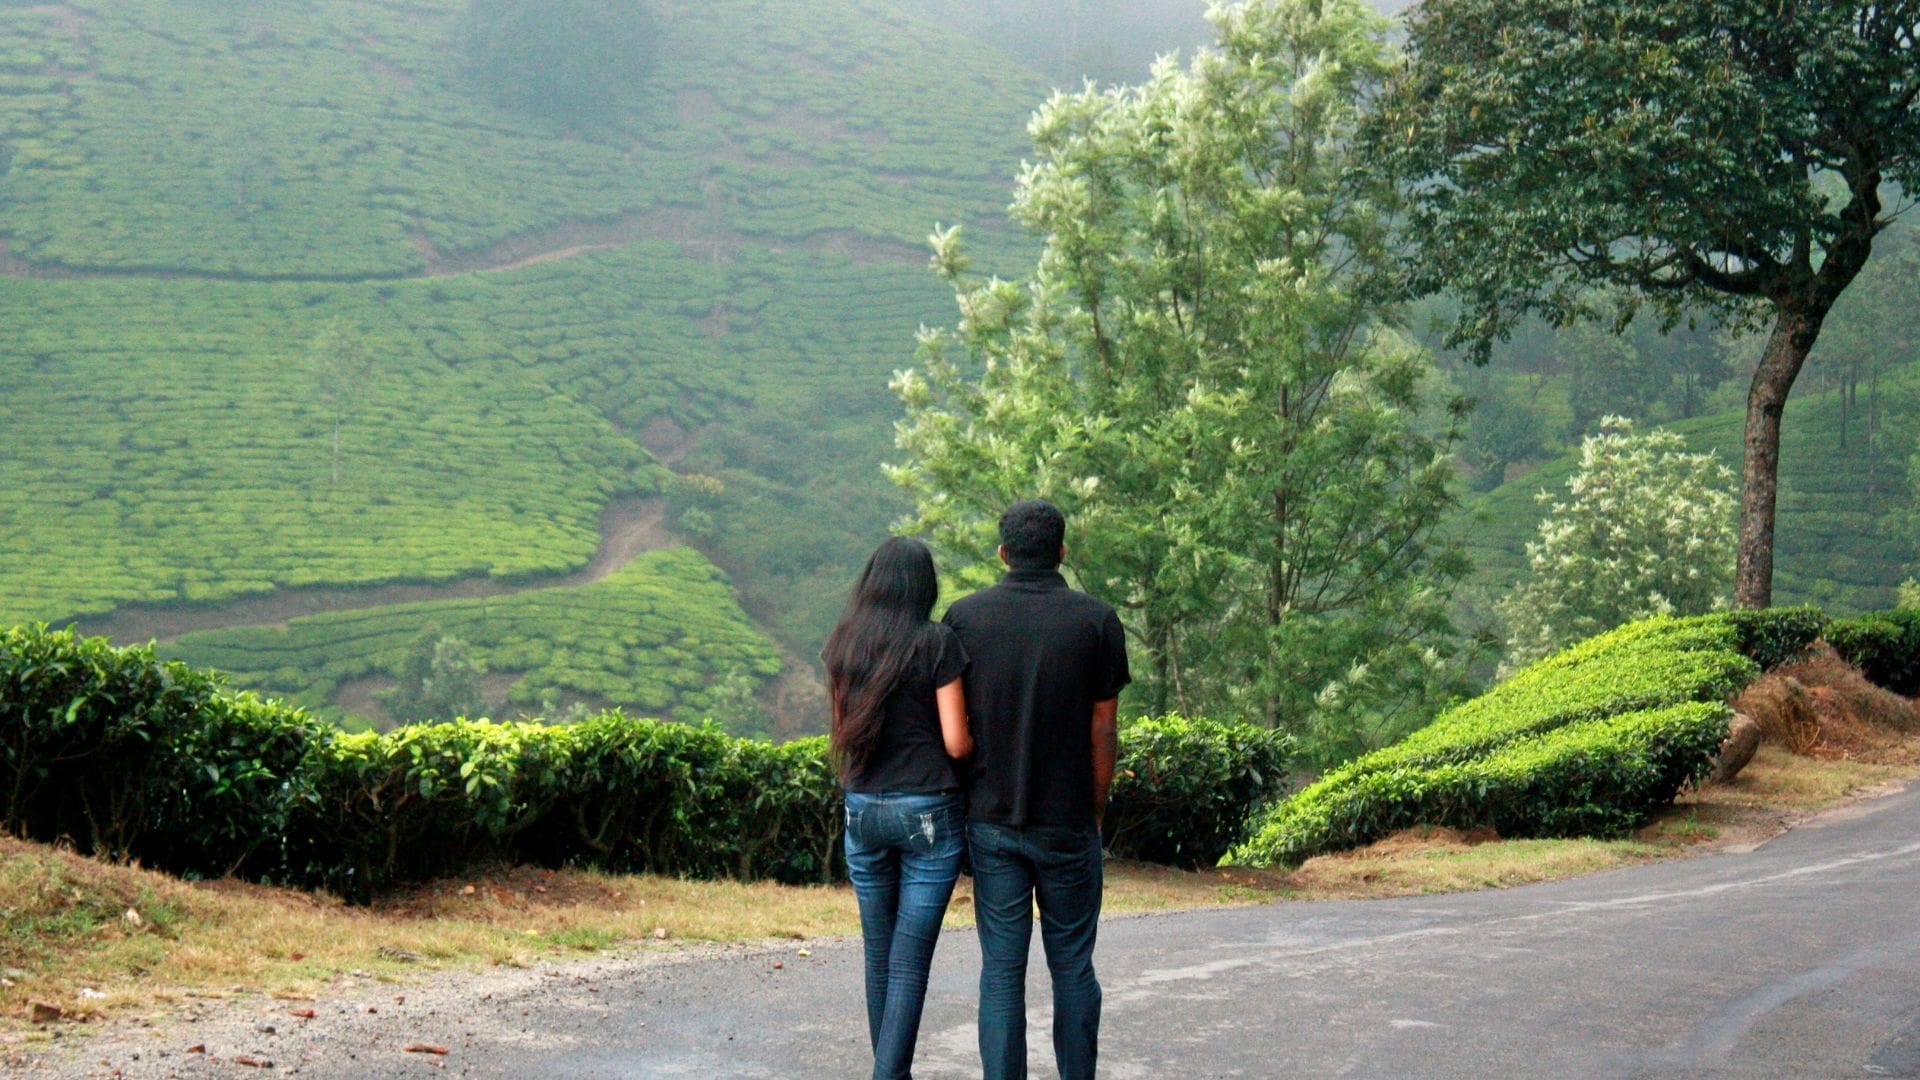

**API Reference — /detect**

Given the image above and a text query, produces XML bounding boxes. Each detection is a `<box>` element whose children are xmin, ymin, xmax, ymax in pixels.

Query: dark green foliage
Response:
<box><xmin>1230</xmin><ymin>610</ymin><xmax>1806</xmax><ymax>867</ymax></box>
<box><xmin>3</xmin><ymin>627</ymin><xmax>1282</xmax><ymax>900</ymax></box>
<box><xmin>380</xmin><ymin>630</ymin><xmax>488</xmax><ymax>725</ymax></box>
<box><xmin>1719</xmin><ymin>606</ymin><xmax>1829</xmax><ymax>672</ymax></box>
<box><xmin>460</xmin><ymin>0</ymin><xmax>658</xmax><ymax>123</ymax></box>
<box><xmin>1103</xmin><ymin>715</ymin><xmax>1293</xmax><ymax>869</ymax></box>
<box><xmin>0</xmin><ymin>626</ymin><xmax>325</xmax><ymax>879</ymax></box>
<box><xmin>1826</xmin><ymin>610</ymin><xmax>1920</xmax><ymax>697</ymax></box>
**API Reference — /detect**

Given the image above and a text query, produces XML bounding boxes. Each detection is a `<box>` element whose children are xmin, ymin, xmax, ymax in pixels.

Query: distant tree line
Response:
<box><xmin>459</xmin><ymin>0</ymin><xmax>658</xmax><ymax>125</ymax></box>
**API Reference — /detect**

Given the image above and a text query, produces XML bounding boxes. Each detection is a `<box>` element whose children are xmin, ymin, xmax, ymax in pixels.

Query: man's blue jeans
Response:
<box><xmin>843</xmin><ymin>791</ymin><xmax>966</xmax><ymax>1080</ymax></box>
<box><xmin>968</xmin><ymin>821</ymin><xmax>1104</xmax><ymax>1080</ymax></box>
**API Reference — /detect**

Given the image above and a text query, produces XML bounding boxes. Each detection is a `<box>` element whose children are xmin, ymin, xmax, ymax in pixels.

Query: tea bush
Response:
<box><xmin>1229</xmin><ymin>609</ymin><xmax>1840</xmax><ymax>868</ymax></box>
<box><xmin>2</xmin><ymin>627</ymin><xmax>1285</xmax><ymax>900</ymax></box>
<box><xmin>1827</xmin><ymin>609</ymin><xmax>1920</xmax><ymax>696</ymax></box>
<box><xmin>1103</xmin><ymin>715</ymin><xmax>1292</xmax><ymax>868</ymax></box>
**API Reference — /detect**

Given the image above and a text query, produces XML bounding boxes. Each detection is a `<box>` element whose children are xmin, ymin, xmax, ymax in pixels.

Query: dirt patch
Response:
<box><xmin>1736</xmin><ymin>646</ymin><xmax>1920</xmax><ymax>764</ymax></box>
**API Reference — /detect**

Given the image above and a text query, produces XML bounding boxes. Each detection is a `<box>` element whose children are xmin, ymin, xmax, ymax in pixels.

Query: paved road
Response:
<box><xmin>69</xmin><ymin>782</ymin><xmax>1920</xmax><ymax>1078</ymax></box>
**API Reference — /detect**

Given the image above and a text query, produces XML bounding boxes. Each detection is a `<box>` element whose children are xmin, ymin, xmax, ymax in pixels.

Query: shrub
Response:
<box><xmin>0</xmin><ymin>625</ymin><xmax>324</xmax><ymax>877</ymax></box>
<box><xmin>5</xmin><ymin>627</ymin><xmax>1280</xmax><ymax>900</ymax></box>
<box><xmin>1229</xmin><ymin>610</ymin><xmax>1778</xmax><ymax>868</ymax></box>
<box><xmin>1826</xmin><ymin>609</ymin><xmax>1920</xmax><ymax>697</ymax></box>
<box><xmin>1234</xmin><ymin>702</ymin><xmax>1730</xmax><ymax>867</ymax></box>
<box><xmin>1103</xmin><ymin>715</ymin><xmax>1293</xmax><ymax>868</ymax></box>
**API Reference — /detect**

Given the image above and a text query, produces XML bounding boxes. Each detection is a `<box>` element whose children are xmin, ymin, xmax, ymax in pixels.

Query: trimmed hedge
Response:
<box><xmin>1103</xmin><ymin>715</ymin><xmax>1293</xmax><ymax>868</ymax></box>
<box><xmin>1827</xmin><ymin>609</ymin><xmax>1920</xmax><ymax>697</ymax></box>
<box><xmin>2</xmin><ymin>625</ymin><xmax>1280</xmax><ymax>901</ymax></box>
<box><xmin>1230</xmin><ymin>608</ymin><xmax>1834</xmax><ymax>868</ymax></box>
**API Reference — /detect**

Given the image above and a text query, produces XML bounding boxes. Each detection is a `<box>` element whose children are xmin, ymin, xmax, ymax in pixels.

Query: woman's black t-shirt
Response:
<box><xmin>843</xmin><ymin>622</ymin><xmax>970</xmax><ymax>794</ymax></box>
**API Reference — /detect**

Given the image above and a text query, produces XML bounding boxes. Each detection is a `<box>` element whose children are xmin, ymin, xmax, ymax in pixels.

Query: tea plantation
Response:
<box><xmin>0</xmin><ymin>0</ymin><xmax>1040</xmax><ymax>277</ymax></box>
<box><xmin>163</xmin><ymin>548</ymin><xmax>780</xmax><ymax>723</ymax></box>
<box><xmin>0</xmin><ymin>0</ymin><xmax>1044</xmax><ymax>687</ymax></box>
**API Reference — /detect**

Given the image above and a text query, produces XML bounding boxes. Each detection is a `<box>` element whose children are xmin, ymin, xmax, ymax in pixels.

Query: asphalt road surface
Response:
<box><xmin>62</xmin><ymin>781</ymin><xmax>1920</xmax><ymax>1078</ymax></box>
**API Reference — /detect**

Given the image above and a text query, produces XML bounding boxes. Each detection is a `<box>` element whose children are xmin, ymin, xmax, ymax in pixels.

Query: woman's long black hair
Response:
<box><xmin>822</xmin><ymin>536</ymin><xmax>938</xmax><ymax>780</ymax></box>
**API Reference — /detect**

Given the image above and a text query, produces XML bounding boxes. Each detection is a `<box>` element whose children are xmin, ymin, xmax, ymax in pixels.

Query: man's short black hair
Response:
<box><xmin>999</xmin><ymin>499</ymin><xmax>1065</xmax><ymax>569</ymax></box>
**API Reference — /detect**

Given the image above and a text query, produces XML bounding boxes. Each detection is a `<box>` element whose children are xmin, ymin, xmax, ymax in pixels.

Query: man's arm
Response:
<box><xmin>1090</xmin><ymin>697</ymin><xmax>1119</xmax><ymax>831</ymax></box>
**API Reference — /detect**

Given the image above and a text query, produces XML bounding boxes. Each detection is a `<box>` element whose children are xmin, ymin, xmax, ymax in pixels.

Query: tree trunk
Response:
<box><xmin>1735</xmin><ymin>305</ymin><xmax>1827</xmax><ymax>609</ymax></box>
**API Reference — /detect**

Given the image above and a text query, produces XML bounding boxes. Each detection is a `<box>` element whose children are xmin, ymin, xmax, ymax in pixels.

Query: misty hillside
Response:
<box><xmin>0</xmin><ymin>0</ymin><xmax>1060</xmax><ymax>730</ymax></box>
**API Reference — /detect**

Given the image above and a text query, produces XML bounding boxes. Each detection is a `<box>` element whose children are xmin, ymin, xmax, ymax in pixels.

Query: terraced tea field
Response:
<box><xmin>163</xmin><ymin>547</ymin><xmax>780</xmax><ymax>726</ymax></box>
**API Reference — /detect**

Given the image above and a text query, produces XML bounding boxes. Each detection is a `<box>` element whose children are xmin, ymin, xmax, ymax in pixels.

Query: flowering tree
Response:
<box><xmin>1501</xmin><ymin>418</ymin><xmax>1737</xmax><ymax>666</ymax></box>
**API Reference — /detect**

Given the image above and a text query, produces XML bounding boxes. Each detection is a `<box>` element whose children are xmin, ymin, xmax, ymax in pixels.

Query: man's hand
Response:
<box><xmin>1090</xmin><ymin>697</ymin><xmax>1119</xmax><ymax>833</ymax></box>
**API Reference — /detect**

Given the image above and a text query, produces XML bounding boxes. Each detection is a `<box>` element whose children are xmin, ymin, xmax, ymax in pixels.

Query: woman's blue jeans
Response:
<box><xmin>843</xmin><ymin>790</ymin><xmax>965</xmax><ymax>1080</ymax></box>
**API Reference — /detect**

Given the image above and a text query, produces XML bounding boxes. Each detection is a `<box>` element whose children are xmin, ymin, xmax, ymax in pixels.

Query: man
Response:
<box><xmin>943</xmin><ymin>499</ymin><xmax>1131</xmax><ymax>1080</ymax></box>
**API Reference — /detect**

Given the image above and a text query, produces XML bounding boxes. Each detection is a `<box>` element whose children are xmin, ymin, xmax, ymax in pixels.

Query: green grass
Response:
<box><xmin>163</xmin><ymin>548</ymin><xmax>781</xmax><ymax>723</ymax></box>
<box><xmin>1458</xmin><ymin>381</ymin><xmax>1917</xmax><ymax>616</ymax></box>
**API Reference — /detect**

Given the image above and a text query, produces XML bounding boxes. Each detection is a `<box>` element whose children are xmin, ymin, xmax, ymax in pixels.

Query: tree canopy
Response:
<box><xmin>460</xmin><ymin>0</ymin><xmax>659</xmax><ymax>124</ymax></box>
<box><xmin>1370</xmin><ymin>0</ymin><xmax>1920</xmax><ymax>607</ymax></box>
<box><xmin>891</xmin><ymin>0</ymin><xmax>1471</xmax><ymax>752</ymax></box>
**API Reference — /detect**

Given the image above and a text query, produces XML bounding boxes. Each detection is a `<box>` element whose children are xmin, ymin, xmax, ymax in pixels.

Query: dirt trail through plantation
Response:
<box><xmin>72</xmin><ymin>495</ymin><xmax>675</xmax><ymax>647</ymax></box>
<box><xmin>0</xmin><ymin>210</ymin><xmax>927</xmax><ymax>285</ymax></box>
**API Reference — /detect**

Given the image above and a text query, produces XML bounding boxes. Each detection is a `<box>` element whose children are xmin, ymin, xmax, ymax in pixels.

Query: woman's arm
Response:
<box><xmin>935</xmin><ymin>677</ymin><xmax>972</xmax><ymax>761</ymax></box>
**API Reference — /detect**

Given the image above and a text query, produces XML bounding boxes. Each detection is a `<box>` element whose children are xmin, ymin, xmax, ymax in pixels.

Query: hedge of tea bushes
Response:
<box><xmin>2</xmin><ymin>625</ymin><xmax>1290</xmax><ymax>901</ymax></box>
<box><xmin>1827</xmin><ymin>608</ymin><xmax>1920</xmax><ymax>697</ymax></box>
<box><xmin>165</xmin><ymin>549</ymin><xmax>782</xmax><ymax>722</ymax></box>
<box><xmin>1229</xmin><ymin>609</ymin><xmax>1832</xmax><ymax>868</ymax></box>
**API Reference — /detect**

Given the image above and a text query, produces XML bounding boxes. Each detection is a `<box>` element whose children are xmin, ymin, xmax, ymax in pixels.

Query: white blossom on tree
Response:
<box><xmin>1500</xmin><ymin>417</ymin><xmax>1737</xmax><ymax>667</ymax></box>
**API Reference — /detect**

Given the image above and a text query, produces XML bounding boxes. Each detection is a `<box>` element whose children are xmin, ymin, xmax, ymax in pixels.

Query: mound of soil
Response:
<box><xmin>1733</xmin><ymin>645</ymin><xmax>1919</xmax><ymax>764</ymax></box>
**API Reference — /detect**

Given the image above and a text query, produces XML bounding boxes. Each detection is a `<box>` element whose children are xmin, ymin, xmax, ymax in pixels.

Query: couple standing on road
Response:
<box><xmin>823</xmin><ymin>499</ymin><xmax>1132</xmax><ymax>1080</ymax></box>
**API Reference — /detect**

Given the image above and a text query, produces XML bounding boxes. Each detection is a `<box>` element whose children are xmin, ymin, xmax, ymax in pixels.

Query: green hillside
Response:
<box><xmin>162</xmin><ymin>548</ymin><xmax>779</xmax><ymax>726</ymax></box>
<box><xmin>0</xmin><ymin>0</ymin><xmax>1053</xmax><ymax>724</ymax></box>
<box><xmin>1458</xmin><ymin>381</ymin><xmax>1917</xmax><ymax>617</ymax></box>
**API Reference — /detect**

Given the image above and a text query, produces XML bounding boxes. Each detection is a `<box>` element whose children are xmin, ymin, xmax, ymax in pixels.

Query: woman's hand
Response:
<box><xmin>935</xmin><ymin>677</ymin><xmax>973</xmax><ymax>760</ymax></box>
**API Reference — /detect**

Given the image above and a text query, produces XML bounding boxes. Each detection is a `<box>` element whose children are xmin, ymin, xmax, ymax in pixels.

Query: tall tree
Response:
<box><xmin>892</xmin><ymin>0</ymin><xmax>1470</xmax><ymax>740</ymax></box>
<box><xmin>1370</xmin><ymin>0</ymin><xmax>1920</xmax><ymax>607</ymax></box>
<box><xmin>305</xmin><ymin>319</ymin><xmax>376</xmax><ymax>486</ymax></box>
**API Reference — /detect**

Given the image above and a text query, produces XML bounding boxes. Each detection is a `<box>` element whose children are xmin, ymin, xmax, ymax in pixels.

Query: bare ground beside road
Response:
<box><xmin>16</xmin><ymin>770</ymin><xmax>1920</xmax><ymax>1079</ymax></box>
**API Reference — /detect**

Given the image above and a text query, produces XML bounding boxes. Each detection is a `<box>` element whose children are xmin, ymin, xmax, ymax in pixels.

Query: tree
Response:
<box><xmin>1500</xmin><ymin>418</ymin><xmax>1737</xmax><ymax>666</ymax></box>
<box><xmin>1455</xmin><ymin>367</ymin><xmax>1543</xmax><ymax>491</ymax></box>
<box><xmin>381</xmin><ymin>628</ymin><xmax>489</xmax><ymax>724</ymax></box>
<box><xmin>305</xmin><ymin>320</ymin><xmax>376</xmax><ymax>486</ymax></box>
<box><xmin>460</xmin><ymin>0</ymin><xmax>658</xmax><ymax>125</ymax></box>
<box><xmin>891</xmin><ymin>0</ymin><xmax>1470</xmax><ymax>737</ymax></box>
<box><xmin>1900</xmin><ymin>578</ymin><xmax>1919</xmax><ymax>610</ymax></box>
<box><xmin>1369</xmin><ymin>0</ymin><xmax>1920</xmax><ymax>608</ymax></box>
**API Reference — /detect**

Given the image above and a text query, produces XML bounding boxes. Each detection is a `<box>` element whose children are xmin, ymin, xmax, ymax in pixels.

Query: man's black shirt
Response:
<box><xmin>943</xmin><ymin>566</ymin><xmax>1131</xmax><ymax>828</ymax></box>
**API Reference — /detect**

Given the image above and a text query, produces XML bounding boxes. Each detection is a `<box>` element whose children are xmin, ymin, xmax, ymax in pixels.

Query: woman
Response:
<box><xmin>823</xmin><ymin>536</ymin><xmax>972</xmax><ymax>1080</ymax></box>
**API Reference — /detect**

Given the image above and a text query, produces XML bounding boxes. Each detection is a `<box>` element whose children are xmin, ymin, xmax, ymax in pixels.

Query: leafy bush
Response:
<box><xmin>1235</xmin><ymin>702</ymin><xmax>1730</xmax><ymax>867</ymax></box>
<box><xmin>1103</xmin><ymin>715</ymin><xmax>1293</xmax><ymax>868</ymax></box>
<box><xmin>1899</xmin><ymin>579</ymin><xmax>1919</xmax><ymax>611</ymax></box>
<box><xmin>1229</xmin><ymin>610</ymin><xmax>1786</xmax><ymax>868</ymax></box>
<box><xmin>1718</xmin><ymin>606</ymin><xmax>1829</xmax><ymax>671</ymax></box>
<box><xmin>5</xmin><ymin>627</ymin><xmax>1277</xmax><ymax>900</ymax></box>
<box><xmin>1826</xmin><ymin>609</ymin><xmax>1920</xmax><ymax>697</ymax></box>
<box><xmin>0</xmin><ymin>626</ymin><xmax>323</xmax><ymax>877</ymax></box>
